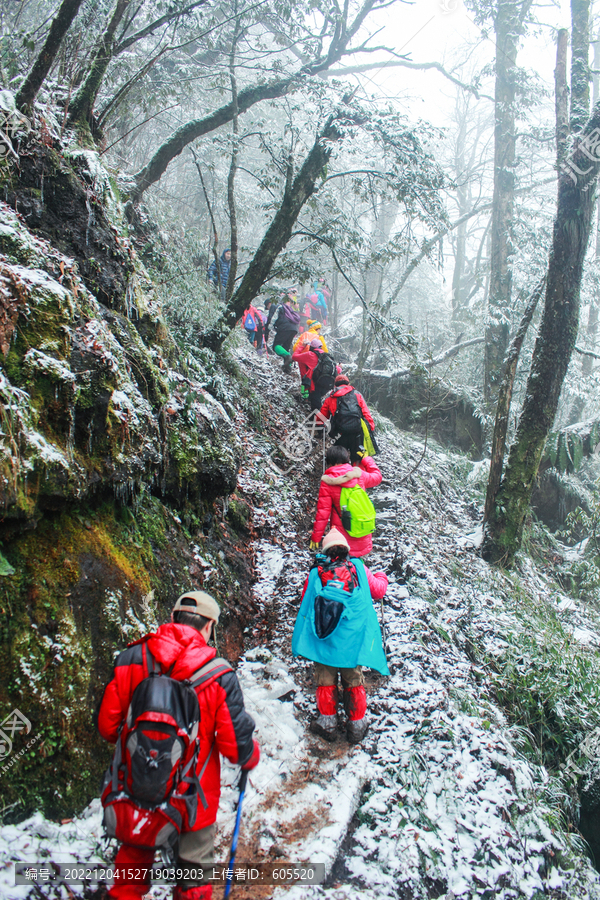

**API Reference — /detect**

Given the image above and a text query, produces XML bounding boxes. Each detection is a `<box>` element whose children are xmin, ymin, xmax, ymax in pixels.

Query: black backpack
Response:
<box><xmin>332</xmin><ymin>389</ymin><xmax>363</xmax><ymax>434</ymax></box>
<box><xmin>312</xmin><ymin>352</ymin><xmax>336</xmax><ymax>389</ymax></box>
<box><xmin>101</xmin><ymin>644</ymin><xmax>232</xmax><ymax>854</ymax></box>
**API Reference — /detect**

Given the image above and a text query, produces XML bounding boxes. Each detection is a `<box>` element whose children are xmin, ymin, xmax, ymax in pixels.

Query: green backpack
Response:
<box><xmin>339</xmin><ymin>485</ymin><xmax>376</xmax><ymax>538</ymax></box>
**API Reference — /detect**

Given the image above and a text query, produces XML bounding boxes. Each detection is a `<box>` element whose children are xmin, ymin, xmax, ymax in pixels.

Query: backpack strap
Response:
<box><xmin>143</xmin><ymin>642</ymin><xmax>161</xmax><ymax>677</ymax></box>
<box><xmin>188</xmin><ymin>657</ymin><xmax>233</xmax><ymax>689</ymax></box>
<box><xmin>181</xmin><ymin>658</ymin><xmax>233</xmax><ymax>812</ymax></box>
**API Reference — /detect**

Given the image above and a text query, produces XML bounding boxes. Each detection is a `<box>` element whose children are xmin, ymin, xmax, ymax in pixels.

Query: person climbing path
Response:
<box><xmin>272</xmin><ymin>291</ymin><xmax>301</xmax><ymax>373</ymax></box>
<box><xmin>291</xmin><ymin>339</ymin><xmax>336</xmax><ymax>409</ymax></box>
<box><xmin>310</xmin><ymin>445</ymin><xmax>381</xmax><ymax>557</ymax></box>
<box><xmin>319</xmin><ymin>373</ymin><xmax>378</xmax><ymax>463</ymax></box>
<box><xmin>292</xmin><ymin>527</ymin><xmax>389</xmax><ymax>743</ymax></box>
<box><xmin>207</xmin><ymin>249</ymin><xmax>231</xmax><ymax>298</ymax></box>
<box><xmin>97</xmin><ymin>591</ymin><xmax>260</xmax><ymax>900</ymax></box>
<box><xmin>291</xmin><ymin>319</ymin><xmax>328</xmax><ymax>355</ymax></box>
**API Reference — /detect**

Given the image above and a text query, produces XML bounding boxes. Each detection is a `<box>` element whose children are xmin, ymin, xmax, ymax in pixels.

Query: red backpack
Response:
<box><xmin>101</xmin><ymin>643</ymin><xmax>231</xmax><ymax>854</ymax></box>
<box><xmin>317</xmin><ymin>556</ymin><xmax>358</xmax><ymax>593</ymax></box>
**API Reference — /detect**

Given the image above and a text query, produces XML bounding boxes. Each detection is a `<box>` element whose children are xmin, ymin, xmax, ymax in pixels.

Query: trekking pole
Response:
<box><xmin>224</xmin><ymin>769</ymin><xmax>249</xmax><ymax>898</ymax></box>
<box><xmin>380</xmin><ymin>597</ymin><xmax>391</xmax><ymax>670</ymax></box>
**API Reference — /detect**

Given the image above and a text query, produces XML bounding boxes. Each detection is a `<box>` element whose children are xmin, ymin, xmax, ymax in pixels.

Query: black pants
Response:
<box><xmin>273</xmin><ymin>331</ymin><xmax>296</xmax><ymax>371</ymax></box>
<box><xmin>310</xmin><ymin>377</ymin><xmax>334</xmax><ymax>412</ymax></box>
<box><xmin>335</xmin><ymin>429</ymin><xmax>364</xmax><ymax>463</ymax></box>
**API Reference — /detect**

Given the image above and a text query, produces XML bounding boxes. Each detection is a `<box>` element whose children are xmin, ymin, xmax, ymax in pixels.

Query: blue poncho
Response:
<box><xmin>292</xmin><ymin>558</ymin><xmax>389</xmax><ymax>675</ymax></box>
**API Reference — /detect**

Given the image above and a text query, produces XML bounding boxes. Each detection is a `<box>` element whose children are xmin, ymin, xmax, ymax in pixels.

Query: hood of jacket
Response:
<box><xmin>332</xmin><ymin>383</ymin><xmax>353</xmax><ymax>397</ymax></box>
<box><xmin>321</xmin><ymin>463</ymin><xmax>362</xmax><ymax>486</ymax></box>
<box><xmin>146</xmin><ymin>622</ymin><xmax>216</xmax><ymax>679</ymax></box>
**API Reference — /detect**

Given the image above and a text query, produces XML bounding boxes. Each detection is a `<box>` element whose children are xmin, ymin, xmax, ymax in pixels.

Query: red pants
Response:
<box><xmin>109</xmin><ymin>839</ymin><xmax>213</xmax><ymax>900</ymax></box>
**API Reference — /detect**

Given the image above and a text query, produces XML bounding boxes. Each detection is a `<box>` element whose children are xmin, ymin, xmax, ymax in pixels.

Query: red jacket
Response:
<box><xmin>320</xmin><ymin>384</ymin><xmax>375</xmax><ymax>431</ymax></box>
<box><xmin>310</xmin><ymin>457</ymin><xmax>382</xmax><ymax>556</ymax></box>
<box><xmin>97</xmin><ymin>623</ymin><xmax>259</xmax><ymax>830</ymax></box>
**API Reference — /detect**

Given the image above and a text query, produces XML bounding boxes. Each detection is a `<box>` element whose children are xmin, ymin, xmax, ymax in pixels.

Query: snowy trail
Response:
<box><xmin>4</xmin><ymin>345</ymin><xmax>600</xmax><ymax>899</ymax></box>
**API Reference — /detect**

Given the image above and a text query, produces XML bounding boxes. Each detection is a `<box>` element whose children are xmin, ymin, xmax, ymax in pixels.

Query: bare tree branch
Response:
<box><xmin>113</xmin><ymin>0</ymin><xmax>209</xmax><ymax>55</ymax></box>
<box><xmin>323</xmin><ymin>58</ymin><xmax>493</xmax><ymax>101</ymax></box>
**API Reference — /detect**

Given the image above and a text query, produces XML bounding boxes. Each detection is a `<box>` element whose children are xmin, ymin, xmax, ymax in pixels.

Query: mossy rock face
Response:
<box><xmin>227</xmin><ymin>497</ymin><xmax>252</xmax><ymax>533</ymax></box>
<box><xmin>0</xmin><ymin>204</ymin><xmax>239</xmax><ymax>524</ymax></box>
<box><xmin>0</xmin><ymin>140</ymin><xmax>251</xmax><ymax>821</ymax></box>
<box><xmin>0</xmin><ymin>498</ymin><xmax>199</xmax><ymax>819</ymax></box>
<box><xmin>1</xmin><ymin>139</ymin><xmax>133</xmax><ymax>311</ymax></box>
<box><xmin>0</xmin><ymin>491</ymin><xmax>258</xmax><ymax>821</ymax></box>
<box><xmin>352</xmin><ymin>370</ymin><xmax>484</xmax><ymax>458</ymax></box>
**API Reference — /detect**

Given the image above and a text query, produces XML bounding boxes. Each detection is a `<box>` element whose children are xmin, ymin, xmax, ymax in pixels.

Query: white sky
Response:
<box><xmin>351</xmin><ymin>0</ymin><xmax>575</xmax><ymax>127</ymax></box>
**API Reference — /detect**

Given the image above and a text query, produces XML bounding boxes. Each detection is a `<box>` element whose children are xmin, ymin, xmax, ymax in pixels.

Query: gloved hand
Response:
<box><xmin>241</xmin><ymin>740</ymin><xmax>260</xmax><ymax>770</ymax></box>
<box><xmin>309</xmin><ymin>540</ymin><xmax>319</xmax><ymax>552</ymax></box>
<box><xmin>355</xmin><ymin>445</ymin><xmax>366</xmax><ymax>460</ymax></box>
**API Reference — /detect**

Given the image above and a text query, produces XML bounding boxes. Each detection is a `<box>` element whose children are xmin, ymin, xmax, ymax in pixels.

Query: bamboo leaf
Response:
<box><xmin>558</xmin><ymin>435</ymin><xmax>568</xmax><ymax>473</ymax></box>
<box><xmin>573</xmin><ymin>434</ymin><xmax>584</xmax><ymax>471</ymax></box>
<box><xmin>546</xmin><ymin>431</ymin><xmax>559</xmax><ymax>466</ymax></box>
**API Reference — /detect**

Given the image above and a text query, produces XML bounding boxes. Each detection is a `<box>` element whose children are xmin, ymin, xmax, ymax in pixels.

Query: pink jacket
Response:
<box><xmin>292</xmin><ymin>347</ymin><xmax>320</xmax><ymax>382</ymax></box>
<box><xmin>310</xmin><ymin>457</ymin><xmax>382</xmax><ymax>556</ymax></box>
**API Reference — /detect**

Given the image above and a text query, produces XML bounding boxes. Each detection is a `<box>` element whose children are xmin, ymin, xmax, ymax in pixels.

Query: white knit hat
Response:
<box><xmin>321</xmin><ymin>528</ymin><xmax>350</xmax><ymax>553</ymax></box>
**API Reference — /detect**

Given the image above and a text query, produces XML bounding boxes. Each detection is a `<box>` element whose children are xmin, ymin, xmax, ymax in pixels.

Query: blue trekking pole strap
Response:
<box><xmin>223</xmin><ymin>769</ymin><xmax>249</xmax><ymax>899</ymax></box>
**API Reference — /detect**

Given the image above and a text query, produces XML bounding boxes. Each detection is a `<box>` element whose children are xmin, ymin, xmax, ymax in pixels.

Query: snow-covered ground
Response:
<box><xmin>4</xmin><ymin>343</ymin><xmax>600</xmax><ymax>899</ymax></box>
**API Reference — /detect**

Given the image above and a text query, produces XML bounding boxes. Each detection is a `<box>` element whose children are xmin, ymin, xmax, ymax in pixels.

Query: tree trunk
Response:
<box><xmin>484</xmin><ymin>0</ymin><xmax>530</xmax><ymax>406</ymax></box>
<box><xmin>451</xmin><ymin>99</ymin><xmax>469</xmax><ymax>328</ymax></box>
<box><xmin>570</xmin><ymin>0</ymin><xmax>591</xmax><ymax>133</ymax></box>
<box><xmin>483</xmin><ymin>277</ymin><xmax>545</xmax><ymax>523</ymax></box>
<box><xmin>482</xmin><ymin>103</ymin><xmax>600</xmax><ymax>565</ymax></box>
<box><xmin>555</xmin><ymin>29</ymin><xmax>569</xmax><ymax>163</ymax></box>
<box><xmin>225</xmin><ymin>17</ymin><xmax>241</xmax><ymax>305</ymax></box>
<box><xmin>201</xmin><ymin>118</ymin><xmax>342</xmax><ymax>350</ymax></box>
<box><xmin>16</xmin><ymin>0</ymin><xmax>85</xmax><ymax>112</ymax></box>
<box><xmin>130</xmin><ymin>77</ymin><xmax>303</xmax><ymax>202</ymax></box>
<box><xmin>67</xmin><ymin>0</ymin><xmax>131</xmax><ymax>128</ymax></box>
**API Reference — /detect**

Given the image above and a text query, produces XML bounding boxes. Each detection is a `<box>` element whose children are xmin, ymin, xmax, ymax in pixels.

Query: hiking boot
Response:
<box><xmin>342</xmin><ymin>685</ymin><xmax>367</xmax><ymax>720</ymax></box>
<box><xmin>346</xmin><ymin>717</ymin><xmax>369</xmax><ymax>744</ymax></box>
<box><xmin>309</xmin><ymin>714</ymin><xmax>337</xmax><ymax>742</ymax></box>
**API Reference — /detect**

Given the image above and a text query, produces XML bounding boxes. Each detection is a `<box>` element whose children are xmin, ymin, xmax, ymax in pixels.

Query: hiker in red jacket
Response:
<box><xmin>97</xmin><ymin>591</ymin><xmax>260</xmax><ymax>900</ymax></box>
<box><xmin>319</xmin><ymin>374</ymin><xmax>376</xmax><ymax>463</ymax></box>
<box><xmin>310</xmin><ymin>444</ymin><xmax>382</xmax><ymax>557</ymax></box>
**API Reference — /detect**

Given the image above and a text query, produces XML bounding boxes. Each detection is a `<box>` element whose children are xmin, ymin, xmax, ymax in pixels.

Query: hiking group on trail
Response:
<box><xmin>96</xmin><ymin>283</ymin><xmax>389</xmax><ymax>898</ymax></box>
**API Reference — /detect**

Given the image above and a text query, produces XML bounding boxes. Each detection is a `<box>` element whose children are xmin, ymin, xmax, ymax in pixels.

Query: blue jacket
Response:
<box><xmin>208</xmin><ymin>250</ymin><xmax>231</xmax><ymax>291</ymax></box>
<box><xmin>292</xmin><ymin>558</ymin><xmax>389</xmax><ymax>675</ymax></box>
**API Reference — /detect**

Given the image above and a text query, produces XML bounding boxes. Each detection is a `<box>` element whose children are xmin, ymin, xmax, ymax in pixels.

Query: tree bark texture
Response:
<box><xmin>16</xmin><ymin>0</ymin><xmax>85</xmax><ymax>112</ymax></box>
<box><xmin>201</xmin><ymin>119</ymin><xmax>342</xmax><ymax>350</ymax></box>
<box><xmin>451</xmin><ymin>106</ymin><xmax>469</xmax><ymax>325</ymax></box>
<box><xmin>225</xmin><ymin>19</ymin><xmax>241</xmax><ymax>305</ymax></box>
<box><xmin>67</xmin><ymin>0</ymin><xmax>131</xmax><ymax>127</ymax></box>
<box><xmin>483</xmin><ymin>276</ymin><xmax>545</xmax><ymax>524</ymax></box>
<box><xmin>484</xmin><ymin>0</ymin><xmax>530</xmax><ymax>406</ymax></box>
<box><xmin>570</xmin><ymin>0</ymin><xmax>591</xmax><ymax>133</ymax></box>
<box><xmin>482</xmin><ymin>103</ymin><xmax>600</xmax><ymax>565</ymax></box>
<box><xmin>555</xmin><ymin>29</ymin><xmax>569</xmax><ymax>163</ymax></box>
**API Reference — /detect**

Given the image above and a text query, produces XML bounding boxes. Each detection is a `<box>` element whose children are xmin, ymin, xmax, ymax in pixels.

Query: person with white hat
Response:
<box><xmin>292</xmin><ymin>528</ymin><xmax>389</xmax><ymax>744</ymax></box>
<box><xmin>97</xmin><ymin>591</ymin><xmax>259</xmax><ymax>900</ymax></box>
